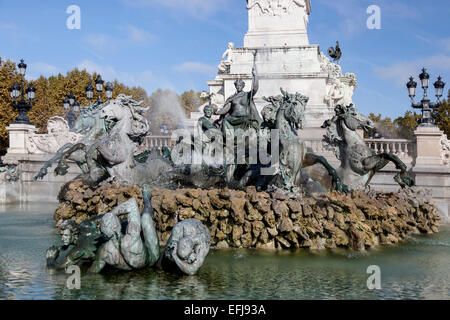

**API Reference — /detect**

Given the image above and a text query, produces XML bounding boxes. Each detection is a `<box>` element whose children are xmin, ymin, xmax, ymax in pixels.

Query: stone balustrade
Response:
<box><xmin>288</xmin><ymin>138</ymin><xmax>416</xmax><ymax>163</ymax></box>
<box><xmin>365</xmin><ymin>139</ymin><xmax>416</xmax><ymax>160</ymax></box>
<box><xmin>141</xmin><ymin>136</ymin><xmax>417</xmax><ymax>164</ymax></box>
<box><xmin>142</xmin><ymin>135</ymin><xmax>177</xmax><ymax>149</ymax></box>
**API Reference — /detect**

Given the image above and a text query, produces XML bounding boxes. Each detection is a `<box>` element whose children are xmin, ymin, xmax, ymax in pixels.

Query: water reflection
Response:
<box><xmin>0</xmin><ymin>205</ymin><xmax>449</xmax><ymax>300</ymax></box>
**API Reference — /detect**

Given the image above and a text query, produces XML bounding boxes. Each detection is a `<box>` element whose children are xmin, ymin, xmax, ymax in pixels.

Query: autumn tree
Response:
<box><xmin>365</xmin><ymin>113</ymin><xmax>398</xmax><ymax>138</ymax></box>
<box><xmin>0</xmin><ymin>58</ymin><xmax>21</xmax><ymax>153</ymax></box>
<box><xmin>180</xmin><ymin>90</ymin><xmax>202</xmax><ymax>116</ymax></box>
<box><xmin>394</xmin><ymin>111</ymin><xmax>421</xmax><ymax>139</ymax></box>
<box><xmin>0</xmin><ymin>57</ymin><xmax>151</xmax><ymax>154</ymax></box>
<box><xmin>433</xmin><ymin>93</ymin><xmax>449</xmax><ymax>136</ymax></box>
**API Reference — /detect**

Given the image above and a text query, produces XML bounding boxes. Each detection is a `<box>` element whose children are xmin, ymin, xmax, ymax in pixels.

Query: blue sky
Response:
<box><xmin>0</xmin><ymin>0</ymin><xmax>449</xmax><ymax>119</ymax></box>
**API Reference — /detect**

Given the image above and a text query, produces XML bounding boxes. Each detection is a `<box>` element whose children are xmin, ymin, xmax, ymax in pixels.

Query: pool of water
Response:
<box><xmin>0</xmin><ymin>203</ymin><xmax>449</xmax><ymax>300</ymax></box>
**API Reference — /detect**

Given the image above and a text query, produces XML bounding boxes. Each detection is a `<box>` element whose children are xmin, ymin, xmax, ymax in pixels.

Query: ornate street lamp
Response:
<box><xmin>85</xmin><ymin>83</ymin><xmax>94</xmax><ymax>103</ymax></box>
<box><xmin>87</xmin><ymin>76</ymin><xmax>112</xmax><ymax>104</ymax></box>
<box><xmin>18</xmin><ymin>59</ymin><xmax>27</xmax><ymax>76</ymax></box>
<box><xmin>105</xmin><ymin>82</ymin><xmax>113</xmax><ymax>100</ymax></box>
<box><xmin>26</xmin><ymin>83</ymin><xmax>36</xmax><ymax>102</ymax></box>
<box><xmin>63</xmin><ymin>97</ymin><xmax>70</xmax><ymax>111</ymax></box>
<box><xmin>419</xmin><ymin>68</ymin><xmax>429</xmax><ymax>89</ymax></box>
<box><xmin>9</xmin><ymin>82</ymin><xmax>20</xmax><ymax>100</ymax></box>
<box><xmin>406</xmin><ymin>68</ymin><xmax>445</xmax><ymax>126</ymax></box>
<box><xmin>63</xmin><ymin>95</ymin><xmax>80</xmax><ymax>130</ymax></box>
<box><xmin>95</xmin><ymin>75</ymin><xmax>104</xmax><ymax>103</ymax></box>
<box><xmin>434</xmin><ymin>76</ymin><xmax>445</xmax><ymax>100</ymax></box>
<box><xmin>9</xmin><ymin>59</ymin><xmax>34</xmax><ymax>125</ymax></box>
<box><xmin>73</xmin><ymin>100</ymin><xmax>80</xmax><ymax>113</ymax></box>
<box><xmin>67</xmin><ymin>91</ymin><xmax>75</xmax><ymax>106</ymax></box>
<box><xmin>63</xmin><ymin>96</ymin><xmax>76</xmax><ymax>129</ymax></box>
<box><xmin>406</xmin><ymin>77</ymin><xmax>417</xmax><ymax>98</ymax></box>
<box><xmin>160</xmin><ymin>123</ymin><xmax>169</xmax><ymax>136</ymax></box>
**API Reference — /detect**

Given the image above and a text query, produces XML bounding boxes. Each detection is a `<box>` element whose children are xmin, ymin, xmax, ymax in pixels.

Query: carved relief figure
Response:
<box><xmin>441</xmin><ymin>134</ymin><xmax>450</xmax><ymax>166</ymax></box>
<box><xmin>325</xmin><ymin>78</ymin><xmax>344</xmax><ymax>108</ymax></box>
<box><xmin>247</xmin><ymin>0</ymin><xmax>306</xmax><ymax>16</ymax></box>
<box><xmin>218</xmin><ymin>42</ymin><xmax>234</xmax><ymax>74</ymax></box>
<box><xmin>319</xmin><ymin>52</ymin><xmax>357</xmax><ymax>109</ymax></box>
<box><xmin>27</xmin><ymin>116</ymin><xmax>83</xmax><ymax>154</ymax></box>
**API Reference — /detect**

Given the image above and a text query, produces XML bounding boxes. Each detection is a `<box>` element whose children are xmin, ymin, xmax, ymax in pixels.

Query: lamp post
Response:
<box><xmin>160</xmin><ymin>123</ymin><xmax>169</xmax><ymax>136</ymax></box>
<box><xmin>86</xmin><ymin>75</ymin><xmax>111</xmax><ymax>104</ymax></box>
<box><xmin>63</xmin><ymin>94</ymin><xmax>80</xmax><ymax>130</ymax></box>
<box><xmin>95</xmin><ymin>75</ymin><xmax>104</xmax><ymax>103</ymax></box>
<box><xmin>406</xmin><ymin>68</ymin><xmax>445</xmax><ymax>126</ymax></box>
<box><xmin>85</xmin><ymin>83</ymin><xmax>94</xmax><ymax>104</ymax></box>
<box><xmin>8</xmin><ymin>59</ymin><xmax>35</xmax><ymax>125</ymax></box>
<box><xmin>105</xmin><ymin>82</ymin><xmax>114</xmax><ymax>100</ymax></box>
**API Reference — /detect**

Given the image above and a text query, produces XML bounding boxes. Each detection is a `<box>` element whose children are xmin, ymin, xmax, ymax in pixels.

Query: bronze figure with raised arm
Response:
<box><xmin>215</xmin><ymin>50</ymin><xmax>262</xmax><ymax>136</ymax></box>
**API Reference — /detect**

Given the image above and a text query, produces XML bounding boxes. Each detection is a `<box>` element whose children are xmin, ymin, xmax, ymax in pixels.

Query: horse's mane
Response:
<box><xmin>262</xmin><ymin>88</ymin><xmax>308</xmax><ymax>129</ymax></box>
<box><xmin>114</xmin><ymin>94</ymin><xmax>150</xmax><ymax>139</ymax></box>
<box><xmin>322</xmin><ymin>114</ymin><xmax>343</xmax><ymax>161</ymax></box>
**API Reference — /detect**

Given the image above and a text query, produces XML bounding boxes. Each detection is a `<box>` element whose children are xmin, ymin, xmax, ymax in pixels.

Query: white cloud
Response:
<box><xmin>77</xmin><ymin>60</ymin><xmax>119</xmax><ymax>81</ymax></box>
<box><xmin>26</xmin><ymin>62</ymin><xmax>59</xmax><ymax>80</ymax></box>
<box><xmin>33</xmin><ymin>62</ymin><xmax>59</xmax><ymax>74</ymax></box>
<box><xmin>84</xmin><ymin>25</ymin><xmax>155</xmax><ymax>54</ymax></box>
<box><xmin>125</xmin><ymin>25</ymin><xmax>155</xmax><ymax>43</ymax></box>
<box><xmin>414</xmin><ymin>34</ymin><xmax>434</xmax><ymax>46</ymax></box>
<box><xmin>120</xmin><ymin>0</ymin><xmax>229</xmax><ymax>18</ymax></box>
<box><xmin>76</xmin><ymin>60</ymin><xmax>160</xmax><ymax>94</ymax></box>
<box><xmin>379</xmin><ymin>1</ymin><xmax>422</xmax><ymax>20</ymax></box>
<box><xmin>173</xmin><ymin>62</ymin><xmax>216</xmax><ymax>75</ymax></box>
<box><xmin>85</xmin><ymin>34</ymin><xmax>117</xmax><ymax>53</ymax></box>
<box><xmin>315</xmin><ymin>0</ymin><xmax>366</xmax><ymax>38</ymax></box>
<box><xmin>374</xmin><ymin>54</ymin><xmax>450</xmax><ymax>86</ymax></box>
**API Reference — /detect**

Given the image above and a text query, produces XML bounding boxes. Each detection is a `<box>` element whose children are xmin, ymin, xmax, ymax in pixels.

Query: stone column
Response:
<box><xmin>413</xmin><ymin>125</ymin><xmax>444</xmax><ymax>166</ymax></box>
<box><xmin>244</xmin><ymin>0</ymin><xmax>312</xmax><ymax>47</ymax></box>
<box><xmin>6</xmin><ymin>123</ymin><xmax>37</xmax><ymax>154</ymax></box>
<box><xmin>412</xmin><ymin>125</ymin><xmax>450</xmax><ymax>222</ymax></box>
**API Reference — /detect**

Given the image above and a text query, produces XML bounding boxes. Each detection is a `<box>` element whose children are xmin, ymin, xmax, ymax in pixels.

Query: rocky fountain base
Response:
<box><xmin>56</xmin><ymin>180</ymin><xmax>440</xmax><ymax>251</ymax></box>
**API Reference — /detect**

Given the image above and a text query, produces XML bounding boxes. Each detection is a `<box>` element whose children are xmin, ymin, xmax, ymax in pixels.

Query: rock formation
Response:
<box><xmin>56</xmin><ymin>181</ymin><xmax>440</xmax><ymax>251</ymax></box>
<box><xmin>55</xmin><ymin>179</ymin><xmax>144</xmax><ymax>226</ymax></box>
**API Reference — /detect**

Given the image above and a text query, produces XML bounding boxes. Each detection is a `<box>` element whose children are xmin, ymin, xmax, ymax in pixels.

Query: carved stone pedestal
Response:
<box><xmin>6</xmin><ymin>123</ymin><xmax>37</xmax><ymax>154</ymax></box>
<box><xmin>414</xmin><ymin>125</ymin><xmax>444</xmax><ymax>166</ymax></box>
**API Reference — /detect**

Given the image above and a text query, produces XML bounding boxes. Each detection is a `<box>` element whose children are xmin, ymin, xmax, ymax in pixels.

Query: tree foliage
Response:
<box><xmin>181</xmin><ymin>90</ymin><xmax>202</xmax><ymax>115</ymax></box>
<box><xmin>394</xmin><ymin>111</ymin><xmax>421</xmax><ymax>139</ymax></box>
<box><xmin>0</xmin><ymin>58</ymin><xmax>20</xmax><ymax>152</ymax></box>
<box><xmin>433</xmin><ymin>93</ymin><xmax>450</xmax><ymax>137</ymax></box>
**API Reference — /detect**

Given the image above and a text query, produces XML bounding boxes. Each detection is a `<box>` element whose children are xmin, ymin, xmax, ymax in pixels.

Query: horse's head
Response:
<box><xmin>283</xmin><ymin>91</ymin><xmax>308</xmax><ymax>131</ymax></box>
<box><xmin>322</xmin><ymin>104</ymin><xmax>373</xmax><ymax>156</ymax></box>
<box><xmin>99</xmin><ymin>94</ymin><xmax>149</xmax><ymax>140</ymax></box>
<box><xmin>100</xmin><ymin>98</ymin><xmax>132</xmax><ymax>132</ymax></box>
<box><xmin>335</xmin><ymin>104</ymin><xmax>374</xmax><ymax>132</ymax></box>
